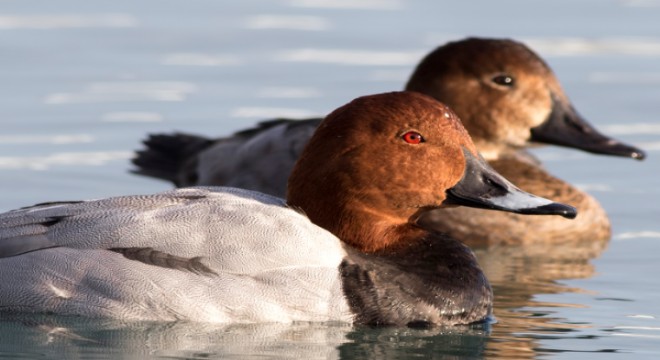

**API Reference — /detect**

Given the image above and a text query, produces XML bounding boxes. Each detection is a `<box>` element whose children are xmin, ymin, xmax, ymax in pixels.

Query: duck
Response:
<box><xmin>132</xmin><ymin>37</ymin><xmax>644</xmax><ymax>246</ymax></box>
<box><xmin>0</xmin><ymin>92</ymin><xmax>576</xmax><ymax>325</ymax></box>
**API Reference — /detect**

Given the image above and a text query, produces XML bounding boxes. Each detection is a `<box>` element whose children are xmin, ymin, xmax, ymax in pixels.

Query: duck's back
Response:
<box><xmin>0</xmin><ymin>187</ymin><xmax>352</xmax><ymax>323</ymax></box>
<box><xmin>133</xmin><ymin>119</ymin><xmax>321</xmax><ymax>195</ymax></box>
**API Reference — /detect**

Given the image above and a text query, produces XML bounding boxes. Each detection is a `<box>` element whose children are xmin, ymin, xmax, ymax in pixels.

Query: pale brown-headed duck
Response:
<box><xmin>132</xmin><ymin>38</ymin><xmax>644</xmax><ymax>245</ymax></box>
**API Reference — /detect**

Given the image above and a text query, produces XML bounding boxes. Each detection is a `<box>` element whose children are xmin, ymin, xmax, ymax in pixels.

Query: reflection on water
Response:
<box><xmin>476</xmin><ymin>240</ymin><xmax>608</xmax><ymax>358</ymax></box>
<box><xmin>0</xmin><ymin>315</ymin><xmax>491</xmax><ymax>359</ymax></box>
<box><xmin>0</xmin><ymin>317</ymin><xmax>350</xmax><ymax>359</ymax></box>
<box><xmin>0</xmin><ymin>151</ymin><xmax>131</xmax><ymax>170</ymax></box>
<box><xmin>161</xmin><ymin>53</ymin><xmax>242</xmax><ymax>67</ymax></box>
<box><xmin>44</xmin><ymin>82</ymin><xmax>198</xmax><ymax>105</ymax></box>
<box><xmin>243</xmin><ymin>15</ymin><xmax>330</xmax><ymax>31</ymax></box>
<box><xmin>287</xmin><ymin>0</ymin><xmax>405</xmax><ymax>10</ymax></box>
<box><xmin>229</xmin><ymin>106</ymin><xmax>319</xmax><ymax>119</ymax></box>
<box><xmin>274</xmin><ymin>48</ymin><xmax>423</xmax><ymax>66</ymax></box>
<box><xmin>519</xmin><ymin>37</ymin><xmax>660</xmax><ymax>57</ymax></box>
<box><xmin>0</xmin><ymin>14</ymin><xmax>137</xmax><ymax>29</ymax></box>
<box><xmin>338</xmin><ymin>326</ymin><xmax>489</xmax><ymax>359</ymax></box>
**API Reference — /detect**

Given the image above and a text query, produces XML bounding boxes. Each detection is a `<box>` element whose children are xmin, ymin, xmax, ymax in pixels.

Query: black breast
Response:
<box><xmin>339</xmin><ymin>233</ymin><xmax>492</xmax><ymax>327</ymax></box>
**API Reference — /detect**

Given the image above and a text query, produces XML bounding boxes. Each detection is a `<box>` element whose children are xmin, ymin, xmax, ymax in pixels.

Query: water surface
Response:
<box><xmin>1</xmin><ymin>0</ymin><xmax>659</xmax><ymax>358</ymax></box>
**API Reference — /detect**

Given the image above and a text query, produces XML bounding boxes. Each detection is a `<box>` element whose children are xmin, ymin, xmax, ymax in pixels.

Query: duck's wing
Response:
<box><xmin>0</xmin><ymin>187</ymin><xmax>351</xmax><ymax>322</ymax></box>
<box><xmin>132</xmin><ymin>118</ymin><xmax>323</xmax><ymax>196</ymax></box>
<box><xmin>0</xmin><ymin>187</ymin><xmax>223</xmax><ymax>260</ymax></box>
<box><xmin>0</xmin><ymin>187</ymin><xmax>343</xmax><ymax>272</ymax></box>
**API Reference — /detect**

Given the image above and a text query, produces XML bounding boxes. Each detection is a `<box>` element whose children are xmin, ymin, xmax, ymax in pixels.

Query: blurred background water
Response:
<box><xmin>0</xmin><ymin>0</ymin><xmax>659</xmax><ymax>359</ymax></box>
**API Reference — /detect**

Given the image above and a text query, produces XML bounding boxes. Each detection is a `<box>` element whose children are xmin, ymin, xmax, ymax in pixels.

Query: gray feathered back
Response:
<box><xmin>0</xmin><ymin>187</ymin><xmax>352</xmax><ymax>322</ymax></box>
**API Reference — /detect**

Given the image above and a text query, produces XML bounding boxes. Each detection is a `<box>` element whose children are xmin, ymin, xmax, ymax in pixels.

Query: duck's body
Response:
<box><xmin>1</xmin><ymin>92</ymin><xmax>574</xmax><ymax>325</ymax></box>
<box><xmin>0</xmin><ymin>187</ymin><xmax>492</xmax><ymax>325</ymax></box>
<box><xmin>133</xmin><ymin>38</ymin><xmax>643</xmax><ymax>246</ymax></box>
<box><xmin>0</xmin><ymin>188</ymin><xmax>350</xmax><ymax>323</ymax></box>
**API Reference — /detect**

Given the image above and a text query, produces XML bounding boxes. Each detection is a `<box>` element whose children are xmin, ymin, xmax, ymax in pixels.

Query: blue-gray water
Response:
<box><xmin>1</xmin><ymin>0</ymin><xmax>659</xmax><ymax>358</ymax></box>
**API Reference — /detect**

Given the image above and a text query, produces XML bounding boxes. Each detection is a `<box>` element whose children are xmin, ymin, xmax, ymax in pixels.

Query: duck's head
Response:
<box><xmin>406</xmin><ymin>37</ymin><xmax>645</xmax><ymax>161</ymax></box>
<box><xmin>287</xmin><ymin>91</ymin><xmax>576</xmax><ymax>252</ymax></box>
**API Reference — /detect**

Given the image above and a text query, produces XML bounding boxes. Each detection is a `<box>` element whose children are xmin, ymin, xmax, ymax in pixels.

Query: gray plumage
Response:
<box><xmin>132</xmin><ymin>118</ymin><xmax>321</xmax><ymax>196</ymax></box>
<box><xmin>0</xmin><ymin>187</ymin><xmax>352</xmax><ymax>323</ymax></box>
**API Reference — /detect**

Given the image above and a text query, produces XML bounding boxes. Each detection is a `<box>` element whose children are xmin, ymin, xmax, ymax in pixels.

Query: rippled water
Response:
<box><xmin>1</xmin><ymin>0</ymin><xmax>659</xmax><ymax>358</ymax></box>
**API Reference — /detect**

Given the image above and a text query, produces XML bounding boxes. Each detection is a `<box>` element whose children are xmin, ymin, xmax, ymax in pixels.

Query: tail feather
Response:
<box><xmin>132</xmin><ymin>117</ymin><xmax>323</xmax><ymax>188</ymax></box>
<box><xmin>132</xmin><ymin>133</ymin><xmax>213</xmax><ymax>186</ymax></box>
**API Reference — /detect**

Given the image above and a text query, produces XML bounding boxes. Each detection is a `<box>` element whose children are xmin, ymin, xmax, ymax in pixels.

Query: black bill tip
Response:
<box><xmin>530</xmin><ymin>94</ymin><xmax>647</xmax><ymax>162</ymax></box>
<box><xmin>630</xmin><ymin>148</ymin><xmax>646</xmax><ymax>161</ymax></box>
<box><xmin>516</xmin><ymin>202</ymin><xmax>577</xmax><ymax>219</ymax></box>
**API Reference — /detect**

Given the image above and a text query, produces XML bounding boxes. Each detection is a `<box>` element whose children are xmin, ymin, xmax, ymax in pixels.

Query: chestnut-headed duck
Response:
<box><xmin>0</xmin><ymin>92</ymin><xmax>575</xmax><ymax>326</ymax></box>
<box><xmin>132</xmin><ymin>38</ymin><xmax>644</xmax><ymax>246</ymax></box>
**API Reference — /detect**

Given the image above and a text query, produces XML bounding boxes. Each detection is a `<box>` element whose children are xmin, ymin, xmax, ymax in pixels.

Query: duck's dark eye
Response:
<box><xmin>492</xmin><ymin>74</ymin><xmax>515</xmax><ymax>87</ymax></box>
<box><xmin>402</xmin><ymin>131</ymin><xmax>425</xmax><ymax>144</ymax></box>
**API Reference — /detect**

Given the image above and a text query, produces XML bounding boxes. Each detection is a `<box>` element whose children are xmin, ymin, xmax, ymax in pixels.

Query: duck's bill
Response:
<box><xmin>443</xmin><ymin>150</ymin><xmax>577</xmax><ymax>219</ymax></box>
<box><xmin>530</xmin><ymin>94</ymin><xmax>645</xmax><ymax>160</ymax></box>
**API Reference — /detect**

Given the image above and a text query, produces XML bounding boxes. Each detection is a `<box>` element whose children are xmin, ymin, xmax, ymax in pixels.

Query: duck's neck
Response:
<box><xmin>299</xmin><ymin>196</ymin><xmax>416</xmax><ymax>253</ymax></box>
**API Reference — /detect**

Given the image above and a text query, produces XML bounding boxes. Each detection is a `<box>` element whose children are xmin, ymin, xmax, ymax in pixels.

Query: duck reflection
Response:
<box><xmin>475</xmin><ymin>237</ymin><xmax>608</xmax><ymax>358</ymax></box>
<box><xmin>0</xmin><ymin>317</ymin><xmax>352</xmax><ymax>359</ymax></box>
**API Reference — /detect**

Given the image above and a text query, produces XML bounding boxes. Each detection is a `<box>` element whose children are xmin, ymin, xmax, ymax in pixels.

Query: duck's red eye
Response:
<box><xmin>402</xmin><ymin>131</ymin><xmax>424</xmax><ymax>144</ymax></box>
